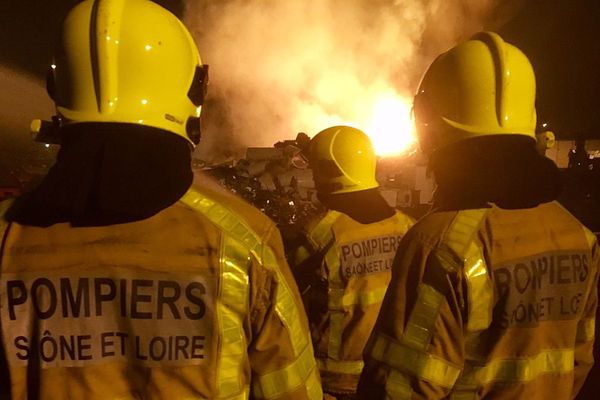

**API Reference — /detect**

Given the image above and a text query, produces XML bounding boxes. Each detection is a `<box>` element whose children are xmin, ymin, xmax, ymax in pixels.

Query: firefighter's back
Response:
<box><xmin>311</xmin><ymin>210</ymin><xmax>414</xmax><ymax>394</ymax></box>
<box><xmin>294</xmin><ymin>125</ymin><xmax>416</xmax><ymax>397</ymax></box>
<box><xmin>456</xmin><ymin>201</ymin><xmax>597</xmax><ymax>398</ymax></box>
<box><xmin>359</xmin><ymin>31</ymin><xmax>598</xmax><ymax>399</ymax></box>
<box><xmin>0</xmin><ymin>184</ymin><xmax>321</xmax><ymax>399</ymax></box>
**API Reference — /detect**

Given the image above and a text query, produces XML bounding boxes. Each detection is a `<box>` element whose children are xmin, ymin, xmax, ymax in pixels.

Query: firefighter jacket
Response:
<box><xmin>291</xmin><ymin>209</ymin><xmax>414</xmax><ymax>395</ymax></box>
<box><xmin>357</xmin><ymin>201</ymin><xmax>599</xmax><ymax>399</ymax></box>
<box><xmin>0</xmin><ymin>184</ymin><xmax>322</xmax><ymax>400</ymax></box>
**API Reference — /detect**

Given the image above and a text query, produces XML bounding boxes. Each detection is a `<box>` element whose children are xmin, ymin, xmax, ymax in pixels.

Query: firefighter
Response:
<box><xmin>0</xmin><ymin>1</ymin><xmax>321</xmax><ymax>399</ymax></box>
<box><xmin>357</xmin><ymin>31</ymin><xmax>599</xmax><ymax>399</ymax></box>
<box><xmin>290</xmin><ymin>126</ymin><xmax>414</xmax><ymax>399</ymax></box>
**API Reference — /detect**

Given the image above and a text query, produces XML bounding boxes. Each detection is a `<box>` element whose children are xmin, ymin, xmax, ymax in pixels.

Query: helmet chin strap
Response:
<box><xmin>186</xmin><ymin>117</ymin><xmax>201</xmax><ymax>145</ymax></box>
<box><xmin>185</xmin><ymin>64</ymin><xmax>209</xmax><ymax>145</ymax></box>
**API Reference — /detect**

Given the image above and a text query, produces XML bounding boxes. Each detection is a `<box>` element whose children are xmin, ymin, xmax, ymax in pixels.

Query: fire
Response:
<box><xmin>363</xmin><ymin>93</ymin><xmax>417</xmax><ymax>157</ymax></box>
<box><xmin>306</xmin><ymin>89</ymin><xmax>417</xmax><ymax>158</ymax></box>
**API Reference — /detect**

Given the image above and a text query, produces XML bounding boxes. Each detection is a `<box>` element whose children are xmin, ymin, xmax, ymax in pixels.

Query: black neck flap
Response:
<box><xmin>8</xmin><ymin>123</ymin><xmax>193</xmax><ymax>227</ymax></box>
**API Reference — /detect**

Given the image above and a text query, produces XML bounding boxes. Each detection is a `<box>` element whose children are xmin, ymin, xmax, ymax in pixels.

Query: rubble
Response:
<box><xmin>199</xmin><ymin>133</ymin><xmax>324</xmax><ymax>247</ymax></box>
<box><xmin>197</xmin><ymin>133</ymin><xmax>435</xmax><ymax>246</ymax></box>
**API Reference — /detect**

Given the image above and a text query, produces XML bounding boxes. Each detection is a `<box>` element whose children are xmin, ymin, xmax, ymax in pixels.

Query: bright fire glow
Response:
<box><xmin>363</xmin><ymin>93</ymin><xmax>416</xmax><ymax>157</ymax></box>
<box><xmin>302</xmin><ymin>89</ymin><xmax>417</xmax><ymax>157</ymax></box>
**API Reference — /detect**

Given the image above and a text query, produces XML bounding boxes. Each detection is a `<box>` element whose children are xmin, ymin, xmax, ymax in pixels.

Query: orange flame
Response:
<box><xmin>362</xmin><ymin>92</ymin><xmax>417</xmax><ymax>157</ymax></box>
<box><xmin>298</xmin><ymin>89</ymin><xmax>417</xmax><ymax>157</ymax></box>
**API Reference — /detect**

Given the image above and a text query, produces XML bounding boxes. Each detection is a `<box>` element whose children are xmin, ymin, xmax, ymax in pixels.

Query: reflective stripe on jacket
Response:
<box><xmin>358</xmin><ymin>201</ymin><xmax>599</xmax><ymax>399</ymax></box>
<box><xmin>293</xmin><ymin>209</ymin><xmax>414</xmax><ymax>394</ymax></box>
<box><xmin>0</xmin><ymin>184</ymin><xmax>322</xmax><ymax>400</ymax></box>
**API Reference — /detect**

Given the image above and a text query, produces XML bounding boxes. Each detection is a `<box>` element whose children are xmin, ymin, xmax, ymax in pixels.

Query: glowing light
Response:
<box><xmin>138</xmin><ymin>119</ymin><xmax>144</xmax><ymax>123</ymax></box>
<box><xmin>51</xmin><ymin>64</ymin><xmax>56</xmax><ymax>70</ymax></box>
<box><xmin>363</xmin><ymin>94</ymin><xmax>416</xmax><ymax>157</ymax></box>
<box><xmin>542</xmin><ymin>122</ymin><xmax>548</xmax><ymax>128</ymax></box>
<box><xmin>303</xmin><ymin>89</ymin><xmax>417</xmax><ymax>157</ymax></box>
<box><xmin>44</xmin><ymin>144</ymin><xmax>50</xmax><ymax>148</ymax></box>
<box><xmin>145</xmin><ymin>45</ymin><xmax>152</xmax><ymax>51</ymax></box>
<box><xmin>141</xmin><ymin>99</ymin><xmax>148</xmax><ymax>105</ymax></box>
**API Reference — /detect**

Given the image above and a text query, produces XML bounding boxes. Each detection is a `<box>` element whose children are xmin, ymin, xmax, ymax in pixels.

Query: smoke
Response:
<box><xmin>0</xmin><ymin>65</ymin><xmax>54</xmax><ymax>168</ymax></box>
<box><xmin>184</xmin><ymin>0</ymin><xmax>518</xmax><ymax>160</ymax></box>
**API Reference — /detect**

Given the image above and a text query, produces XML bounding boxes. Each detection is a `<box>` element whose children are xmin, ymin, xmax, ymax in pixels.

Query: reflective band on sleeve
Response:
<box><xmin>441</xmin><ymin>209</ymin><xmax>491</xmax><ymax>333</ymax></box>
<box><xmin>307</xmin><ymin>211</ymin><xmax>345</xmax><ymax>360</ymax></box>
<box><xmin>324</xmin><ymin>244</ymin><xmax>344</xmax><ymax>359</ymax></box>
<box><xmin>463</xmin><ymin>241</ymin><xmax>493</xmax><ymax>332</ymax></box>
<box><xmin>324</xmin><ymin>244</ymin><xmax>341</xmax><ymax>279</ymax></box>
<box><xmin>253</xmin><ymin>342</ymin><xmax>319</xmax><ymax>399</ymax></box>
<box><xmin>305</xmin><ymin>367</ymin><xmax>323</xmax><ymax>400</ymax></box>
<box><xmin>182</xmin><ymin>190</ymin><xmax>307</xmax><ymax>351</ymax></box>
<box><xmin>385</xmin><ymin>369</ymin><xmax>413</xmax><ymax>400</ymax></box>
<box><xmin>577</xmin><ymin>318</ymin><xmax>595</xmax><ymax>343</ymax></box>
<box><xmin>443</xmin><ymin>209</ymin><xmax>488</xmax><ymax>259</ymax></box>
<box><xmin>182</xmin><ymin>189</ymin><xmax>320</xmax><ymax>398</ymax></box>
<box><xmin>218</xmin><ymin>235</ymin><xmax>251</xmax><ymax>398</ymax></box>
<box><xmin>403</xmin><ymin>284</ymin><xmax>444</xmax><ymax>350</ymax></box>
<box><xmin>317</xmin><ymin>357</ymin><xmax>364</xmax><ymax>375</ymax></box>
<box><xmin>370</xmin><ymin>334</ymin><xmax>461</xmax><ymax>389</ymax></box>
<box><xmin>328</xmin><ymin>286</ymin><xmax>389</xmax><ymax>309</ymax></box>
<box><xmin>462</xmin><ymin>349</ymin><xmax>574</xmax><ymax>384</ymax></box>
<box><xmin>309</xmin><ymin>211</ymin><xmax>341</xmax><ymax>248</ymax></box>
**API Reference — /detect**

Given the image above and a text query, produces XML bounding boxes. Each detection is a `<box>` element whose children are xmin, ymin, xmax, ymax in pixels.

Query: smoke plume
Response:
<box><xmin>0</xmin><ymin>66</ymin><xmax>54</xmax><ymax>168</ymax></box>
<box><xmin>184</xmin><ymin>0</ymin><xmax>518</xmax><ymax>160</ymax></box>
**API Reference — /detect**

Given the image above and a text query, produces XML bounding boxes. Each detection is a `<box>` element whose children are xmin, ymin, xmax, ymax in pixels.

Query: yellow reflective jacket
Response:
<box><xmin>358</xmin><ymin>201</ymin><xmax>599</xmax><ymax>399</ymax></box>
<box><xmin>0</xmin><ymin>180</ymin><xmax>322</xmax><ymax>400</ymax></box>
<box><xmin>292</xmin><ymin>209</ymin><xmax>414</xmax><ymax>395</ymax></box>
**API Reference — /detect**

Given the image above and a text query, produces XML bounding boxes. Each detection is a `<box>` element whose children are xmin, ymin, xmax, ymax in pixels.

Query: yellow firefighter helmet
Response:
<box><xmin>413</xmin><ymin>31</ymin><xmax>537</xmax><ymax>154</ymax></box>
<box><xmin>535</xmin><ymin>130</ymin><xmax>556</xmax><ymax>155</ymax></box>
<box><xmin>46</xmin><ymin>0</ymin><xmax>208</xmax><ymax>145</ymax></box>
<box><xmin>309</xmin><ymin>125</ymin><xmax>379</xmax><ymax>195</ymax></box>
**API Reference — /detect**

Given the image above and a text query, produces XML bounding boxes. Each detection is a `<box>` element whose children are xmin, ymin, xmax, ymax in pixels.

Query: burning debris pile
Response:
<box><xmin>200</xmin><ymin>133</ymin><xmax>325</xmax><ymax>244</ymax></box>
<box><xmin>199</xmin><ymin>131</ymin><xmax>437</xmax><ymax>245</ymax></box>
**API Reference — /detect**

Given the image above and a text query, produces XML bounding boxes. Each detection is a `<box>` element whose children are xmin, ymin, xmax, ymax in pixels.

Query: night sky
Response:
<box><xmin>0</xmin><ymin>0</ymin><xmax>599</xmax><ymax>141</ymax></box>
<box><xmin>498</xmin><ymin>0</ymin><xmax>600</xmax><ymax>139</ymax></box>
